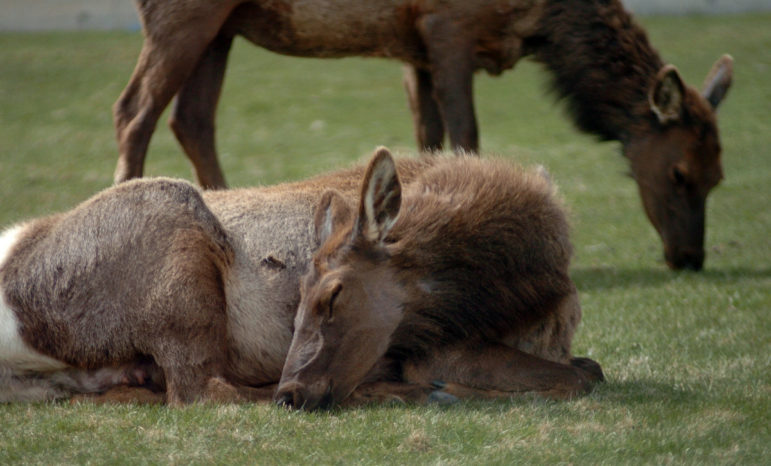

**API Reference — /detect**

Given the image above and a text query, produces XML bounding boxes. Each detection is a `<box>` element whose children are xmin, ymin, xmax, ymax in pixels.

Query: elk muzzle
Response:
<box><xmin>274</xmin><ymin>379</ymin><xmax>334</xmax><ymax>411</ymax></box>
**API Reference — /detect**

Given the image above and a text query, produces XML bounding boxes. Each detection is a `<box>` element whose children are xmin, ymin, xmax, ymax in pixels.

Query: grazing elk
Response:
<box><xmin>0</xmin><ymin>149</ymin><xmax>600</xmax><ymax>405</ymax></box>
<box><xmin>275</xmin><ymin>148</ymin><xmax>603</xmax><ymax>410</ymax></box>
<box><xmin>114</xmin><ymin>0</ymin><xmax>732</xmax><ymax>270</ymax></box>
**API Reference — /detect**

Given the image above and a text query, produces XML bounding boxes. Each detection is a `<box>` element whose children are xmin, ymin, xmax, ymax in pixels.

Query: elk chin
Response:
<box><xmin>275</xmin><ymin>378</ymin><xmax>334</xmax><ymax>411</ymax></box>
<box><xmin>664</xmin><ymin>243</ymin><xmax>705</xmax><ymax>271</ymax></box>
<box><xmin>659</xmin><ymin>207</ymin><xmax>706</xmax><ymax>271</ymax></box>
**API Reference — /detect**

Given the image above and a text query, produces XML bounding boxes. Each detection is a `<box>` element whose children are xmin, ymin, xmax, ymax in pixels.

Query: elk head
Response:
<box><xmin>624</xmin><ymin>55</ymin><xmax>732</xmax><ymax>270</ymax></box>
<box><xmin>275</xmin><ymin>148</ymin><xmax>405</xmax><ymax>410</ymax></box>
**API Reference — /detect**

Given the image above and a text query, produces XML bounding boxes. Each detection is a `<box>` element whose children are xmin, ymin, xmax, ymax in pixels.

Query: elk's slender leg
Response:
<box><xmin>417</xmin><ymin>16</ymin><xmax>479</xmax><ymax>152</ymax></box>
<box><xmin>169</xmin><ymin>34</ymin><xmax>234</xmax><ymax>190</ymax></box>
<box><xmin>403</xmin><ymin>65</ymin><xmax>445</xmax><ymax>152</ymax></box>
<box><xmin>404</xmin><ymin>341</ymin><xmax>603</xmax><ymax>400</ymax></box>
<box><xmin>343</xmin><ymin>381</ymin><xmax>443</xmax><ymax>406</ymax></box>
<box><xmin>113</xmin><ymin>3</ymin><xmax>238</xmax><ymax>184</ymax></box>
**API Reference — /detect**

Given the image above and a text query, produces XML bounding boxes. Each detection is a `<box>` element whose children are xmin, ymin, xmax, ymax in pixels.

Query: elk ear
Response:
<box><xmin>314</xmin><ymin>189</ymin><xmax>354</xmax><ymax>245</ymax></box>
<box><xmin>355</xmin><ymin>147</ymin><xmax>402</xmax><ymax>243</ymax></box>
<box><xmin>702</xmin><ymin>54</ymin><xmax>733</xmax><ymax>109</ymax></box>
<box><xmin>650</xmin><ymin>65</ymin><xmax>685</xmax><ymax>124</ymax></box>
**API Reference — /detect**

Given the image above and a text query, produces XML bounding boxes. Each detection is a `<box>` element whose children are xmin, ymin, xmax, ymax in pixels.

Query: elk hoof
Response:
<box><xmin>570</xmin><ymin>357</ymin><xmax>605</xmax><ymax>383</ymax></box>
<box><xmin>427</xmin><ymin>390</ymin><xmax>458</xmax><ymax>405</ymax></box>
<box><xmin>430</xmin><ymin>380</ymin><xmax>446</xmax><ymax>389</ymax></box>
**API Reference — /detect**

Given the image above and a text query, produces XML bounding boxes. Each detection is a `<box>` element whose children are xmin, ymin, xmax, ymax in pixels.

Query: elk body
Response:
<box><xmin>115</xmin><ymin>0</ymin><xmax>732</xmax><ymax>270</ymax></box>
<box><xmin>275</xmin><ymin>148</ymin><xmax>603</xmax><ymax>410</ymax></box>
<box><xmin>0</xmin><ymin>151</ymin><xmax>600</xmax><ymax>405</ymax></box>
<box><xmin>0</xmin><ymin>157</ymin><xmax>421</xmax><ymax>403</ymax></box>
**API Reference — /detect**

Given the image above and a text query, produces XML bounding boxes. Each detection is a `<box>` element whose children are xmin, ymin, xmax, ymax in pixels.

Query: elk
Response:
<box><xmin>114</xmin><ymin>0</ymin><xmax>732</xmax><ymax>270</ymax></box>
<box><xmin>275</xmin><ymin>148</ymin><xmax>603</xmax><ymax>410</ymax></box>
<box><xmin>0</xmin><ymin>149</ymin><xmax>600</xmax><ymax>405</ymax></box>
<box><xmin>0</xmin><ymin>155</ymin><xmax>417</xmax><ymax>404</ymax></box>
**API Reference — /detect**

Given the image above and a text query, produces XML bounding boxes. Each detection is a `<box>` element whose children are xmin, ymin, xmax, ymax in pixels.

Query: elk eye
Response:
<box><xmin>326</xmin><ymin>283</ymin><xmax>342</xmax><ymax>320</ymax></box>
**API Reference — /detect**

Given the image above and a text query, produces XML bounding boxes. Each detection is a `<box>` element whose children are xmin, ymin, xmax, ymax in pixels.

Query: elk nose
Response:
<box><xmin>667</xmin><ymin>249</ymin><xmax>704</xmax><ymax>271</ymax></box>
<box><xmin>274</xmin><ymin>387</ymin><xmax>304</xmax><ymax>410</ymax></box>
<box><xmin>672</xmin><ymin>251</ymin><xmax>704</xmax><ymax>272</ymax></box>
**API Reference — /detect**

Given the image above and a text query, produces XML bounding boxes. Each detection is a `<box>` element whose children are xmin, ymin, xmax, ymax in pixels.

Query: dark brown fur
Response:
<box><xmin>276</xmin><ymin>149</ymin><xmax>602</xmax><ymax>410</ymax></box>
<box><xmin>384</xmin><ymin>159</ymin><xmax>575</xmax><ymax>362</ymax></box>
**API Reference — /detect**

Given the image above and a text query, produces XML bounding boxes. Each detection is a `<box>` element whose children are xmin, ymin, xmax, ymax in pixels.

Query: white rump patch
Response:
<box><xmin>0</xmin><ymin>224</ymin><xmax>24</xmax><ymax>266</ymax></box>
<box><xmin>0</xmin><ymin>224</ymin><xmax>68</xmax><ymax>372</ymax></box>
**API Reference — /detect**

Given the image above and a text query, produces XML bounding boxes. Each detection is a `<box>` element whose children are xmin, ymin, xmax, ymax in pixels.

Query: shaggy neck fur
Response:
<box><xmin>376</xmin><ymin>159</ymin><xmax>574</xmax><ymax>367</ymax></box>
<box><xmin>525</xmin><ymin>0</ymin><xmax>664</xmax><ymax>142</ymax></box>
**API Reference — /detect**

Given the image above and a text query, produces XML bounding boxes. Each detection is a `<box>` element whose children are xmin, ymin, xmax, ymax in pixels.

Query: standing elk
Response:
<box><xmin>114</xmin><ymin>0</ymin><xmax>732</xmax><ymax>270</ymax></box>
<box><xmin>0</xmin><ymin>148</ymin><xmax>601</xmax><ymax>405</ymax></box>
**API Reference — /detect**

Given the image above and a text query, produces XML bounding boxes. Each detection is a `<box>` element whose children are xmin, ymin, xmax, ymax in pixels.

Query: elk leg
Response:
<box><xmin>403</xmin><ymin>65</ymin><xmax>445</xmax><ymax>152</ymax></box>
<box><xmin>139</xmin><ymin>229</ymin><xmax>244</xmax><ymax>405</ymax></box>
<box><xmin>113</xmin><ymin>2</ymin><xmax>239</xmax><ymax>184</ymax></box>
<box><xmin>74</xmin><ymin>382</ymin><xmax>278</xmax><ymax>406</ymax></box>
<box><xmin>404</xmin><ymin>341</ymin><xmax>603</xmax><ymax>400</ymax></box>
<box><xmin>169</xmin><ymin>34</ymin><xmax>234</xmax><ymax>190</ymax></box>
<box><xmin>343</xmin><ymin>381</ymin><xmax>453</xmax><ymax>407</ymax></box>
<box><xmin>72</xmin><ymin>386</ymin><xmax>165</xmax><ymax>405</ymax></box>
<box><xmin>236</xmin><ymin>384</ymin><xmax>279</xmax><ymax>403</ymax></box>
<box><xmin>341</xmin><ymin>380</ymin><xmax>557</xmax><ymax>406</ymax></box>
<box><xmin>417</xmin><ymin>15</ymin><xmax>479</xmax><ymax>152</ymax></box>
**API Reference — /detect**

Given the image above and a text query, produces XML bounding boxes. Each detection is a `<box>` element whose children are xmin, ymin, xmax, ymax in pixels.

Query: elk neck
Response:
<box><xmin>523</xmin><ymin>0</ymin><xmax>664</xmax><ymax>143</ymax></box>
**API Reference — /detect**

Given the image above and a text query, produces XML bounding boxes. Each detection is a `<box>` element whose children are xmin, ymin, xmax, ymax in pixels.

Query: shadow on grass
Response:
<box><xmin>587</xmin><ymin>378</ymin><xmax>703</xmax><ymax>405</ymax></box>
<box><xmin>448</xmin><ymin>378</ymin><xmax>705</xmax><ymax>413</ymax></box>
<box><xmin>571</xmin><ymin>265</ymin><xmax>771</xmax><ymax>291</ymax></box>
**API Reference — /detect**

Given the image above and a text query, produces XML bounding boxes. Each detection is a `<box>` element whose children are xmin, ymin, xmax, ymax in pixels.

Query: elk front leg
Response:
<box><xmin>169</xmin><ymin>34</ymin><xmax>233</xmax><ymax>190</ymax></box>
<box><xmin>404</xmin><ymin>341</ymin><xmax>604</xmax><ymax>400</ymax></box>
<box><xmin>403</xmin><ymin>65</ymin><xmax>445</xmax><ymax>152</ymax></box>
<box><xmin>417</xmin><ymin>15</ymin><xmax>479</xmax><ymax>153</ymax></box>
<box><xmin>341</xmin><ymin>381</ymin><xmax>455</xmax><ymax>407</ymax></box>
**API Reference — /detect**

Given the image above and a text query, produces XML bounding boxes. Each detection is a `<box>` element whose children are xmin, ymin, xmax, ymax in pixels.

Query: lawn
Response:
<box><xmin>0</xmin><ymin>14</ymin><xmax>769</xmax><ymax>465</ymax></box>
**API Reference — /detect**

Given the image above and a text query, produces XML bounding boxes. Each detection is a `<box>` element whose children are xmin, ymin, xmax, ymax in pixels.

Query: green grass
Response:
<box><xmin>0</xmin><ymin>14</ymin><xmax>769</xmax><ymax>465</ymax></box>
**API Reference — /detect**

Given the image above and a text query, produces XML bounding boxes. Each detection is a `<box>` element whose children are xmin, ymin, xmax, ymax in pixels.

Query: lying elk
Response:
<box><xmin>114</xmin><ymin>0</ymin><xmax>732</xmax><ymax>270</ymax></box>
<box><xmin>276</xmin><ymin>148</ymin><xmax>603</xmax><ymax>410</ymax></box>
<box><xmin>0</xmin><ymin>148</ymin><xmax>601</xmax><ymax>405</ymax></box>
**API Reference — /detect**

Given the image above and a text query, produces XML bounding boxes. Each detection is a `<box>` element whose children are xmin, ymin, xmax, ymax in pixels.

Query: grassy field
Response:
<box><xmin>0</xmin><ymin>14</ymin><xmax>769</xmax><ymax>465</ymax></box>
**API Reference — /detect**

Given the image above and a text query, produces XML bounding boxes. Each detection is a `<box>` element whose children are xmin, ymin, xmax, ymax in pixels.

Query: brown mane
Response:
<box><xmin>525</xmin><ymin>0</ymin><xmax>663</xmax><ymax>141</ymax></box>
<box><xmin>384</xmin><ymin>158</ymin><xmax>574</xmax><ymax>364</ymax></box>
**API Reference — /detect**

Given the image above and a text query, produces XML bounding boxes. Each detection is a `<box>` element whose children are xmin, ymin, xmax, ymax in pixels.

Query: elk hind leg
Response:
<box><xmin>403</xmin><ymin>65</ymin><xmax>445</xmax><ymax>152</ymax></box>
<box><xmin>144</xmin><ymin>231</ymin><xmax>242</xmax><ymax>405</ymax></box>
<box><xmin>169</xmin><ymin>34</ymin><xmax>234</xmax><ymax>189</ymax></box>
<box><xmin>113</xmin><ymin>2</ymin><xmax>238</xmax><ymax>184</ymax></box>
